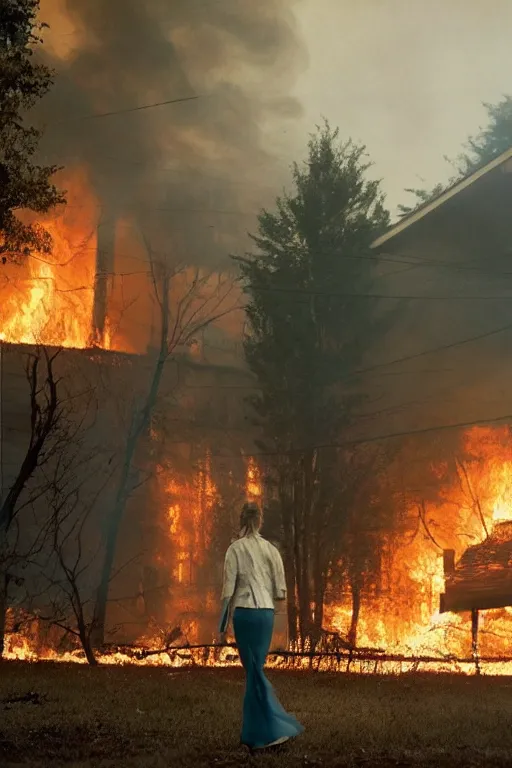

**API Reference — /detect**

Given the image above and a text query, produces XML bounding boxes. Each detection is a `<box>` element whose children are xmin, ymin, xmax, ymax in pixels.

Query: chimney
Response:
<box><xmin>92</xmin><ymin>211</ymin><xmax>117</xmax><ymax>345</ymax></box>
<box><xmin>443</xmin><ymin>549</ymin><xmax>455</xmax><ymax>577</ymax></box>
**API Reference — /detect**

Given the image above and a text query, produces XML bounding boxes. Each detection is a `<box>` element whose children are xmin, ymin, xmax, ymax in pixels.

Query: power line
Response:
<box><xmin>68</xmin><ymin>158</ymin><xmax>279</xmax><ymax>193</ymax></box>
<box><xmin>173</xmin><ymin>316</ymin><xmax>511</xmax><ymax>387</ymax></box>
<box><xmin>3</xmin><ymin>283</ymin><xmax>511</xmax><ymax>378</ymax></box>
<box><xmin>53</xmin><ymin>95</ymin><xmax>201</xmax><ymax>124</ymax></box>
<box><xmin>254</xmin><ymin>285</ymin><xmax>512</xmax><ymax>301</ymax></box>
<box><xmin>46</xmin><ymin>215</ymin><xmax>512</xmax><ymax>278</ymax></box>
<box><xmin>350</xmin><ymin>320</ymin><xmax>512</xmax><ymax>378</ymax></box>
<box><xmin>112</xmin><ymin>317</ymin><xmax>512</xmax><ymax>392</ymax></box>
<box><xmin>365</xmin><ymin>252</ymin><xmax>512</xmax><ymax>279</ymax></box>
<box><xmin>207</xmin><ymin>411</ymin><xmax>512</xmax><ymax>459</ymax></box>
<box><xmin>140</xmin><ymin>206</ymin><xmax>254</xmax><ymax>217</ymax></box>
<box><xmin>63</xmin><ymin>203</ymin><xmax>255</xmax><ymax>218</ymax></box>
<box><xmin>0</xmin><ymin>270</ymin><xmax>150</xmax><ymax>289</ymax></box>
<box><xmin>38</xmin><ymin>197</ymin><xmax>512</xmax><ymax>279</ymax></box>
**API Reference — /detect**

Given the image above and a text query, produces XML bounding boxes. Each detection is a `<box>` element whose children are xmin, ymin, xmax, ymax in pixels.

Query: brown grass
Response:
<box><xmin>1</xmin><ymin>661</ymin><xmax>512</xmax><ymax>766</ymax></box>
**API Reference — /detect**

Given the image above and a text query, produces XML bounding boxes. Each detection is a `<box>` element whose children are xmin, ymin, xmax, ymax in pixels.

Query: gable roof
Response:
<box><xmin>371</xmin><ymin>145</ymin><xmax>512</xmax><ymax>250</ymax></box>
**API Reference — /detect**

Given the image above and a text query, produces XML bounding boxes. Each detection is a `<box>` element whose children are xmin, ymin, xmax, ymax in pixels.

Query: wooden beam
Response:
<box><xmin>440</xmin><ymin>568</ymin><xmax>512</xmax><ymax>613</ymax></box>
<box><xmin>443</xmin><ymin>549</ymin><xmax>455</xmax><ymax>576</ymax></box>
<box><xmin>471</xmin><ymin>608</ymin><xmax>480</xmax><ymax>676</ymax></box>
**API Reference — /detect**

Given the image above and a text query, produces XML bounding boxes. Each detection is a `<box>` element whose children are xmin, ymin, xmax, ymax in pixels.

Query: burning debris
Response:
<box><xmin>6</xmin><ymin>421</ymin><xmax>512</xmax><ymax>672</ymax></box>
<box><xmin>6</xmin><ymin>4</ymin><xmax>512</xmax><ymax>680</ymax></box>
<box><xmin>440</xmin><ymin>520</ymin><xmax>512</xmax><ymax>672</ymax></box>
<box><xmin>3</xmin><ymin>692</ymin><xmax>46</xmax><ymax>710</ymax></box>
<box><xmin>3</xmin><ymin>0</ymin><xmax>304</xmax><ymax>351</ymax></box>
<box><xmin>441</xmin><ymin>522</ymin><xmax>512</xmax><ymax>615</ymax></box>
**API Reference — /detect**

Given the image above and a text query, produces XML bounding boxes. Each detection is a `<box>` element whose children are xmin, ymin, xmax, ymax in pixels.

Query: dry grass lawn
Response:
<box><xmin>1</xmin><ymin>661</ymin><xmax>512</xmax><ymax>766</ymax></box>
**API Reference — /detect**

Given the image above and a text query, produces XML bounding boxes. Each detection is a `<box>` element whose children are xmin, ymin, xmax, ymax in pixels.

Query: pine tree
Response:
<box><xmin>236</xmin><ymin>122</ymin><xmax>394</xmax><ymax>647</ymax></box>
<box><xmin>0</xmin><ymin>0</ymin><xmax>65</xmax><ymax>263</ymax></box>
<box><xmin>399</xmin><ymin>96</ymin><xmax>512</xmax><ymax>217</ymax></box>
<box><xmin>455</xmin><ymin>96</ymin><xmax>512</xmax><ymax>174</ymax></box>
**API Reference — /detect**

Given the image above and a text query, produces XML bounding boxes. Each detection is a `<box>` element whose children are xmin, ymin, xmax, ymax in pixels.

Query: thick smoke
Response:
<box><xmin>37</xmin><ymin>0</ymin><xmax>305</xmax><ymax>266</ymax></box>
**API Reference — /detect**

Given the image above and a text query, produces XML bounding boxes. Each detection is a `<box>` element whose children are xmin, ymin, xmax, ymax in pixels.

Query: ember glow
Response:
<box><xmin>159</xmin><ymin>456</ymin><xmax>219</xmax><ymax>646</ymax></box>
<box><xmin>0</xmin><ymin>238</ymin><xmax>95</xmax><ymax>349</ymax></box>
<box><xmin>6</xmin><ymin>418</ymin><xmax>512</xmax><ymax>673</ymax></box>
<box><xmin>166</xmin><ymin>455</ymin><xmax>217</xmax><ymax>588</ymax></box>
<box><xmin>246</xmin><ymin>458</ymin><xmax>262</xmax><ymax>501</ymax></box>
<box><xmin>326</xmin><ymin>427</ymin><xmax>512</xmax><ymax>666</ymax></box>
<box><xmin>0</xmin><ymin>168</ymin><xmax>127</xmax><ymax>351</ymax></box>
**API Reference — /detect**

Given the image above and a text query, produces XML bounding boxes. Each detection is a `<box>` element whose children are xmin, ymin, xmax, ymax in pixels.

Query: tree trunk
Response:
<box><xmin>283</xmin><ymin>543</ymin><xmax>298</xmax><ymax>646</ymax></box>
<box><xmin>78</xmin><ymin>622</ymin><xmax>98</xmax><ymax>666</ymax></box>
<box><xmin>91</xmin><ymin>454</ymin><xmax>134</xmax><ymax>646</ymax></box>
<box><xmin>91</xmin><ymin>274</ymin><xmax>170</xmax><ymax>647</ymax></box>
<box><xmin>297</xmin><ymin>451</ymin><xmax>316</xmax><ymax>650</ymax></box>
<box><xmin>297</xmin><ymin>558</ymin><xmax>312</xmax><ymax>650</ymax></box>
<box><xmin>311</xmin><ymin>492</ymin><xmax>329</xmax><ymax>652</ymax></box>
<box><xmin>471</xmin><ymin>608</ymin><xmax>480</xmax><ymax>676</ymax></box>
<box><xmin>311</xmin><ymin>561</ymin><xmax>326</xmax><ymax>652</ymax></box>
<box><xmin>81</xmin><ymin>633</ymin><xmax>98</xmax><ymax>666</ymax></box>
<box><xmin>279</xmin><ymin>478</ymin><xmax>298</xmax><ymax>646</ymax></box>
<box><xmin>348</xmin><ymin>578</ymin><xmax>362</xmax><ymax>648</ymax></box>
<box><xmin>0</xmin><ymin>571</ymin><xmax>8</xmax><ymax>658</ymax></box>
<box><xmin>0</xmin><ymin>350</ymin><xmax>59</xmax><ymax>657</ymax></box>
<box><xmin>294</xmin><ymin>495</ymin><xmax>308</xmax><ymax>650</ymax></box>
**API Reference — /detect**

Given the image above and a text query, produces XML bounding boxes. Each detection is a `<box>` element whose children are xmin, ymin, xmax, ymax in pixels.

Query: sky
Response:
<box><xmin>26</xmin><ymin>1</ymin><xmax>512</xmax><ymax>426</ymax></box>
<box><xmin>39</xmin><ymin>0</ymin><xmax>512</xmax><ymax>220</ymax></box>
<box><xmin>293</xmin><ymin>0</ymin><xmax>512</xmax><ymax>214</ymax></box>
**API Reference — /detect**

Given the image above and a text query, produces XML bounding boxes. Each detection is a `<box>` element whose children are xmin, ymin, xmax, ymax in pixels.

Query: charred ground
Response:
<box><xmin>1</xmin><ymin>662</ymin><xmax>512</xmax><ymax>767</ymax></box>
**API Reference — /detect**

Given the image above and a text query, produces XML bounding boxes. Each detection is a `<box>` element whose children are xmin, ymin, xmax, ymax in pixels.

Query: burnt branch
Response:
<box><xmin>418</xmin><ymin>501</ymin><xmax>443</xmax><ymax>551</ymax></box>
<box><xmin>0</xmin><ymin>347</ymin><xmax>61</xmax><ymax>534</ymax></box>
<box><xmin>455</xmin><ymin>457</ymin><xmax>489</xmax><ymax>539</ymax></box>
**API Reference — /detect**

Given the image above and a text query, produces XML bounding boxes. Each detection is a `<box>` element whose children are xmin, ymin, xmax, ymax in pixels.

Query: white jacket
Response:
<box><xmin>221</xmin><ymin>533</ymin><xmax>287</xmax><ymax>610</ymax></box>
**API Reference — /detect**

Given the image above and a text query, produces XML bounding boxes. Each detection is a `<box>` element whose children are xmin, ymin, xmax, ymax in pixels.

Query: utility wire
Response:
<box><xmin>252</xmin><ymin>284</ymin><xmax>512</xmax><ymax>301</ymax></box>
<box><xmin>205</xmin><ymin>411</ymin><xmax>512</xmax><ymax>459</ymax></box>
<box><xmin>347</xmin><ymin>320</ymin><xmax>512</xmax><ymax>378</ymax></box>
<box><xmin>53</xmin><ymin>95</ymin><xmax>201</xmax><ymax>124</ymax></box>
<box><xmin>2</xmin><ymin>315</ymin><xmax>506</xmax><ymax>394</ymax></box>
<box><xmin>39</xmin><ymin>209</ymin><xmax>512</xmax><ymax>278</ymax></box>
<box><xmin>23</xmin><ymin>241</ymin><xmax>512</xmax><ymax>286</ymax></box>
<box><xmin>149</xmin><ymin>317</ymin><xmax>512</xmax><ymax>386</ymax></box>
<box><xmin>3</xmin><ymin>282</ymin><xmax>511</xmax><ymax>377</ymax></box>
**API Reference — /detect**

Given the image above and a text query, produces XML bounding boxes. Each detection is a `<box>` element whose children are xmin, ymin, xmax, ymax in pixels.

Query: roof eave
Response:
<box><xmin>371</xmin><ymin>146</ymin><xmax>512</xmax><ymax>250</ymax></box>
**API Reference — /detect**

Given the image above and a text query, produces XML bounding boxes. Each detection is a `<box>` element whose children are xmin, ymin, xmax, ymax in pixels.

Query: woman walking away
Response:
<box><xmin>219</xmin><ymin>502</ymin><xmax>304</xmax><ymax>751</ymax></box>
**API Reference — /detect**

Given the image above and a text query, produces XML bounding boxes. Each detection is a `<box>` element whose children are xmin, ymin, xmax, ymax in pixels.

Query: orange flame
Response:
<box><xmin>327</xmin><ymin>426</ymin><xmax>512</xmax><ymax>661</ymax></box>
<box><xmin>159</xmin><ymin>457</ymin><xmax>218</xmax><ymax>643</ymax></box>
<box><xmin>0</xmin><ymin>167</ymin><xmax>127</xmax><ymax>351</ymax></box>
<box><xmin>8</xmin><ymin>426</ymin><xmax>512</xmax><ymax>673</ymax></box>
<box><xmin>246</xmin><ymin>458</ymin><xmax>262</xmax><ymax>501</ymax></box>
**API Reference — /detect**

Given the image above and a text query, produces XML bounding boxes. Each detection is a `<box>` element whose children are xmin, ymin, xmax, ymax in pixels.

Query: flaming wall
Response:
<box><xmin>105</xmin><ymin>355</ymin><xmax>262</xmax><ymax>646</ymax></box>
<box><xmin>5</xmin><ymin>185</ymin><xmax>512</xmax><ymax>661</ymax></box>
<box><xmin>1</xmin><ymin>339</ymin><xmax>263</xmax><ymax>650</ymax></box>
<box><xmin>5</xmin><ymin>0</ymin><xmax>512</xmax><ymax>666</ymax></box>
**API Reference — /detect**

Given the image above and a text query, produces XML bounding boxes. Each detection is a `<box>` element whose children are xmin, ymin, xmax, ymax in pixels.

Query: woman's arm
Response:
<box><xmin>272</xmin><ymin>546</ymin><xmax>287</xmax><ymax>601</ymax></box>
<box><xmin>219</xmin><ymin>546</ymin><xmax>237</xmax><ymax>638</ymax></box>
<box><xmin>219</xmin><ymin>598</ymin><xmax>230</xmax><ymax>635</ymax></box>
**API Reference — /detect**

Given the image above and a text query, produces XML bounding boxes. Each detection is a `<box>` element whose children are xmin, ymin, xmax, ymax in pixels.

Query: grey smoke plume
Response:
<box><xmin>37</xmin><ymin>0</ymin><xmax>305</xmax><ymax>266</ymax></box>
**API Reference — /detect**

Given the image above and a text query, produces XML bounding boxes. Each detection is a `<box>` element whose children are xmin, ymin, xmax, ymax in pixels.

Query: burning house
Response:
<box><xmin>370</xmin><ymin>147</ymin><xmax>512</xmax><ymax>667</ymax></box>
<box><xmin>1</xmin><ymin>324</ymin><xmax>263</xmax><ymax>656</ymax></box>
<box><xmin>0</xmin><ymin>166</ymin><xmax>262</xmax><ymax>655</ymax></box>
<box><xmin>6</xmin><ymin>149</ymin><xmax>512</xmax><ymax>666</ymax></box>
<box><xmin>1</xmin><ymin>0</ymin><xmax>304</xmax><ymax>661</ymax></box>
<box><xmin>6</xmin><ymin>2</ymin><xmax>512</xmax><ymax>672</ymax></box>
<box><xmin>441</xmin><ymin>523</ymin><xmax>512</xmax><ymax>615</ymax></box>
<box><xmin>369</xmin><ymin>145</ymin><xmax>512</xmax><ymax>442</ymax></box>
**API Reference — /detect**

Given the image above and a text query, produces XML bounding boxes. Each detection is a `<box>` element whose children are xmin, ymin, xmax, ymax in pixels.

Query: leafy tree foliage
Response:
<box><xmin>0</xmin><ymin>0</ymin><xmax>65</xmax><ymax>263</ymax></box>
<box><xmin>399</xmin><ymin>96</ymin><xmax>512</xmax><ymax>217</ymax></box>
<box><xmin>236</xmin><ymin>122</ymin><xmax>395</xmax><ymax>647</ymax></box>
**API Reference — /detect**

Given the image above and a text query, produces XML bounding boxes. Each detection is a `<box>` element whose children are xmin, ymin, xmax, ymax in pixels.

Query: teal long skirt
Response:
<box><xmin>233</xmin><ymin>607</ymin><xmax>304</xmax><ymax>749</ymax></box>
